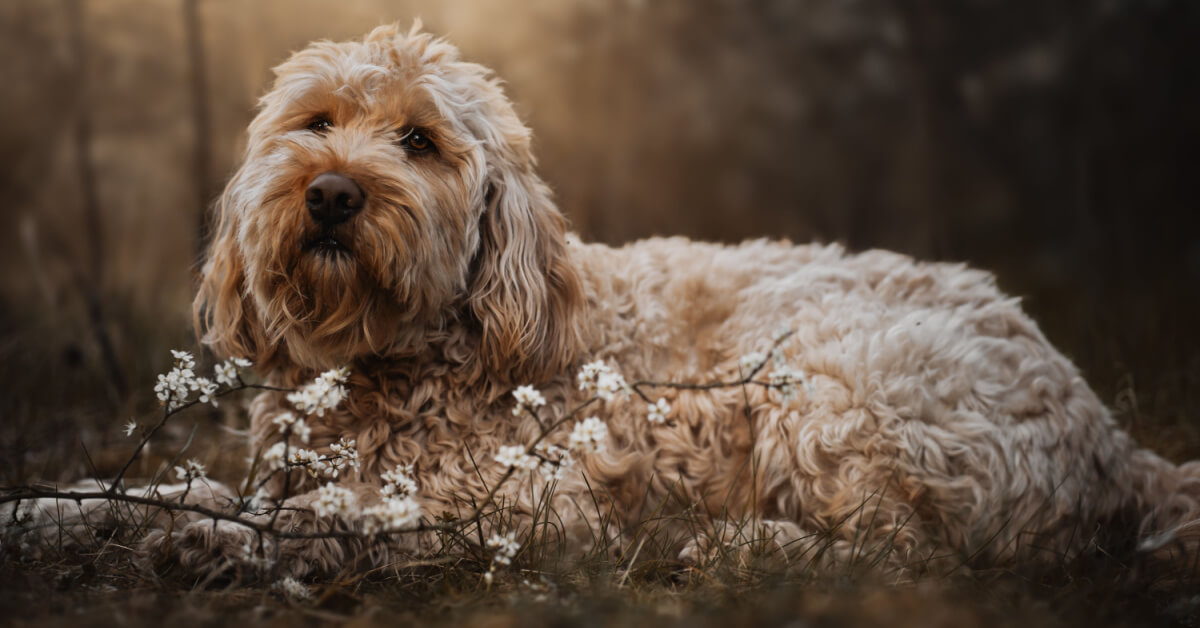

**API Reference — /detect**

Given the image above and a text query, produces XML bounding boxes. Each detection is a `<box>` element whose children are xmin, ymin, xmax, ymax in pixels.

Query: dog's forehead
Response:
<box><xmin>273</xmin><ymin>43</ymin><xmax>431</xmax><ymax>103</ymax></box>
<box><xmin>255</xmin><ymin>30</ymin><xmax>472</xmax><ymax>130</ymax></box>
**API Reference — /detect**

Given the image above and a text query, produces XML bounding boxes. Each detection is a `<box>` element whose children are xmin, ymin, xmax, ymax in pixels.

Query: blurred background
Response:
<box><xmin>1</xmin><ymin>0</ymin><xmax>1197</xmax><ymax>482</ymax></box>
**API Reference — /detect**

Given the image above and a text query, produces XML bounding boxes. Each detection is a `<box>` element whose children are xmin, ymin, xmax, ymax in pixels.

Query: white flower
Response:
<box><xmin>174</xmin><ymin>458</ymin><xmax>207</xmax><ymax>482</ymax></box>
<box><xmin>231</xmin><ymin>357</ymin><xmax>252</xmax><ymax>369</ymax></box>
<box><xmin>155</xmin><ymin>351</ymin><xmax>202</xmax><ymax>410</ymax></box>
<box><xmin>739</xmin><ymin>352</ymin><xmax>766</xmax><ymax>374</ymax></box>
<box><xmin>214</xmin><ymin>360</ymin><xmax>240</xmax><ymax>387</ymax></box>
<box><xmin>287</xmin><ymin>367</ymin><xmax>350</xmax><ymax>417</ymax></box>
<box><xmin>487</xmin><ymin>531</ymin><xmax>521</xmax><ymax>566</ymax></box>
<box><xmin>327</xmin><ymin>437</ymin><xmax>361</xmax><ymax>477</ymax></box>
<box><xmin>259</xmin><ymin>441</ymin><xmax>288</xmax><ymax>471</ymax></box>
<box><xmin>495</xmin><ymin>445</ymin><xmax>538</xmax><ymax>472</ymax></box>
<box><xmin>568</xmin><ymin>416</ymin><xmax>608</xmax><ymax>454</ymax></box>
<box><xmin>194</xmin><ymin>376</ymin><xmax>219</xmax><ymax>406</ymax></box>
<box><xmin>647</xmin><ymin>398</ymin><xmax>670</xmax><ymax>424</ymax></box>
<box><xmin>170</xmin><ymin>349</ymin><xmax>196</xmax><ymax>370</ymax></box>
<box><xmin>576</xmin><ymin>360</ymin><xmax>628</xmax><ymax>402</ymax></box>
<box><xmin>534</xmin><ymin>442</ymin><xmax>575</xmax><ymax>481</ymax></box>
<box><xmin>773</xmin><ymin>325</ymin><xmax>793</xmax><ymax>342</ymax></box>
<box><xmin>289</xmin><ymin>448</ymin><xmax>329</xmax><ymax>477</ymax></box>
<box><xmin>768</xmin><ymin>365</ymin><xmax>812</xmax><ymax>403</ymax></box>
<box><xmin>123</xmin><ymin>420</ymin><xmax>138</xmax><ymax>437</ymax></box>
<box><xmin>312</xmin><ymin>482</ymin><xmax>358</xmax><ymax>519</ymax></box>
<box><xmin>272</xmin><ymin>577</ymin><xmax>311</xmax><ymax>601</ymax></box>
<box><xmin>511</xmin><ymin>385</ymin><xmax>547</xmax><ymax>416</ymax></box>
<box><xmin>361</xmin><ymin>496</ymin><xmax>422</xmax><ymax>534</ymax></box>
<box><xmin>381</xmin><ymin>465</ymin><xmax>417</xmax><ymax>498</ymax></box>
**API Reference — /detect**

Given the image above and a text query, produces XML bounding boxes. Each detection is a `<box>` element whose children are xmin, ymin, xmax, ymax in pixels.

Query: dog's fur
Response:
<box><xmin>151</xmin><ymin>24</ymin><xmax>1200</xmax><ymax>577</ymax></box>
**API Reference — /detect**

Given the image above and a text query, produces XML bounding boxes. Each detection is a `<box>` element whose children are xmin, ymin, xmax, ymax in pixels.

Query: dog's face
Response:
<box><xmin>195</xmin><ymin>25</ymin><xmax>581</xmax><ymax>383</ymax></box>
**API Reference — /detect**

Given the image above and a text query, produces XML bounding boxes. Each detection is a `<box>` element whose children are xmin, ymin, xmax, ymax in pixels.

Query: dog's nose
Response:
<box><xmin>305</xmin><ymin>172</ymin><xmax>365</xmax><ymax>226</ymax></box>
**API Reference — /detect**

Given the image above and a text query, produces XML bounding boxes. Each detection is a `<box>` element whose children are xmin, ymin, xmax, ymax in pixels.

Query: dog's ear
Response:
<box><xmin>193</xmin><ymin>181</ymin><xmax>273</xmax><ymax>368</ymax></box>
<box><xmin>464</xmin><ymin>88</ymin><xmax>584</xmax><ymax>385</ymax></box>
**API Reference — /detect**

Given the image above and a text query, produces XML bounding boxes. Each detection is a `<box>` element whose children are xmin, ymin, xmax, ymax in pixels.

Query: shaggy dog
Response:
<box><xmin>151</xmin><ymin>24</ymin><xmax>1200</xmax><ymax>578</ymax></box>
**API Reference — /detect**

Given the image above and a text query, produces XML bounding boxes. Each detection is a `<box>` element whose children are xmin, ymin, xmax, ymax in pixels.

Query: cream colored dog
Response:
<box><xmin>160</xmin><ymin>24</ymin><xmax>1200</xmax><ymax>578</ymax></box>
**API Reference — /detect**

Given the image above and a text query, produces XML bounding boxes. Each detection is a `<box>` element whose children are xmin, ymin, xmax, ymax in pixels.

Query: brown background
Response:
<box><xmin>2</xmin><ymin>0</ymin><xmax>1197</xmax><ymax>479</ymax></box>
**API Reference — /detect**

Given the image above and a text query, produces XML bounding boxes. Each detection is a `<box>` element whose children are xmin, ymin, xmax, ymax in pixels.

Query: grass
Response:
<box><xmin>1</xmin><ymin>279</ymin><xmax>1199</xmax><ymax>628</ymax></box>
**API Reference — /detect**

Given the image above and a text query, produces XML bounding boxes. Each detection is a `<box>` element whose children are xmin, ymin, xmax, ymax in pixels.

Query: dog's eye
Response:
<box><xmin>307</xmin><ymin>117</ymin><xmax>332</xmax><ymax>134</ymax></box>
<box><xmin>400</xmin><ymin>129</ymin><xmax>434</xmax><ymax>153</ymax></box>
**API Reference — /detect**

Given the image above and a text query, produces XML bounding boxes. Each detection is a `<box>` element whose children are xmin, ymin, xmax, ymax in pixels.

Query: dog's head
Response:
<box><xmin>195</xmin><ymin>24</ymin><xmax>582</xmax><ymax>383</ymax></box>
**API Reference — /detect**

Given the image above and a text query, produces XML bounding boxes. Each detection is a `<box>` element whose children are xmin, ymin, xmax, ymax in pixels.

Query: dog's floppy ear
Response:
<box><xmin>193</xmin><ymin>179</ymin><xmax>273</xmax><ymax>368</ymax></box>
<box><xmin>464</xmin><ymin>89</ymin><xmax>584</xmax><ymax>385</ymax></box>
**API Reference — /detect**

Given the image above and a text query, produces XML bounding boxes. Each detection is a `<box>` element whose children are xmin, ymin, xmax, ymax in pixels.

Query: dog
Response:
<box><xmin>123</xmin><ymin>23</ymin><xmax>1200</xmax><ymax>578</ymax></box>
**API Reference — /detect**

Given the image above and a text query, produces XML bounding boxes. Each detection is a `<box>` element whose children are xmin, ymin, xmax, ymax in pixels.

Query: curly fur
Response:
<box><xmin>174</xmin><ymin>24</ymin><xmax>1200</xmax><ymax>578</ymax></box>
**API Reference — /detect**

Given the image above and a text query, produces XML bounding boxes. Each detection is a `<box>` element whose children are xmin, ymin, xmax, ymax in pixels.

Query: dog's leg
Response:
<box><xmin>9</xmin><ymin>480</ymin><xmax>237</xmax><ymax>559</ymax></box>
<box><xmin>1122</xmin><ymin>451</ymin><xmax>1200</xmax><ymax>581</ymax></box>
<box><xmin>140</xmin><ymin>483</ymin><xmax>437</xmax><ymax>581</ymax></box>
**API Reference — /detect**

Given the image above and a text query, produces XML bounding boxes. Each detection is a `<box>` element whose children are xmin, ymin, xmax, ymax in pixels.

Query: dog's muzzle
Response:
<box><xmin>306</xmin><ymin>172</ymin><xmax>365</xmax><ymax>228</ymax></box>
<box><xmin>303</xmin><ymin>172</ymin><xmax>365</xmax><ymax>257</ymax></box>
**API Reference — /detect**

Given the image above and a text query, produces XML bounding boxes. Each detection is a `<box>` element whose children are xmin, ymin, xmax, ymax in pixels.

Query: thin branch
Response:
<box><xmin>108</xmin><ymin>382</ymin><xmax>290</xmax><ymax>493</ymax></box>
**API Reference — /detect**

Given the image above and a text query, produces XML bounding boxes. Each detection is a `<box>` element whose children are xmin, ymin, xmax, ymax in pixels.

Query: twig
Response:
<box><xmin>108</xmin><ymin>382</ymin><xmax>290</xmax><ymax>493</ymax></box>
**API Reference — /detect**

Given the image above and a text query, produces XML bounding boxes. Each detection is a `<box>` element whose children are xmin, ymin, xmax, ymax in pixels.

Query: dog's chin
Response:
<box><xmin>278</xmin><ymin>254</ymin><xmax>388</xmax><ymax>368</ymax></box>
<box><xmin>295</xmin><ymin>230</ymin><xmax>364</xmax><ymax>287</ymax></box>
<box><xmin>301</xmin><ymin>227</ymin><xmax>355</xmax><ymax>261</ymax></box>
<box><xmin>304</xmin><ymin>235</ymin><xmax>352</xmax><ymax>260</ymax></box>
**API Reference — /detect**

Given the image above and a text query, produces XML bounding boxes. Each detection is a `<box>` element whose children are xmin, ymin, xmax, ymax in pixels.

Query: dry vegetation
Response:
<box><xmin>2</xmin><ymin>0</ymin><xmax>1199</xmax><ymax>626</ymax></box>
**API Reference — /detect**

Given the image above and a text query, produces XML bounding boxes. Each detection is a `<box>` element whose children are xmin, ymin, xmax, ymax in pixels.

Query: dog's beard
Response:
<box><xmin>244</xmin><ymin>177</ymin><xmax>478</xmax><ymax>369</ymax></box>
<box><xmin>260</xmin><ymin>227</ymin><xmax>395</xmax><ymax>367</ymax></box>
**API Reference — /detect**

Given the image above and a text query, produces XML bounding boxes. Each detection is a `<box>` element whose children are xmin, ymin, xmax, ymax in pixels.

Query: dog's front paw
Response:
<box><xmin>141</xmin><ymin>519</ymin><xmax>277</xmax><ymax>582</ymax></box>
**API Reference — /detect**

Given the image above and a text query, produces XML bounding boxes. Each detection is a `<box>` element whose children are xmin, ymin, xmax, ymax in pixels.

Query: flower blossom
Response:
<box><xmin>213</xmin><ymin>356</ymin><xmax>252</xmax><ymax>387</ymax></box>
<box><xmin>259</xmin><ymin>441</ymin><xmax>288</xmax><ymax>471</ymax></box>
<box><xmin>154</xmin><ymin>351</ymin><xmax>199</xmax><ymax>410</ymax></box>
<box><xmin>534</xmin><ymin>442</ymin><xmax>575</xmax><ymax>481</ymax></box>
<box><xmin>170</xmin><ymin>350</ymin><xmax>196</xmax><ymax>369</ymax></box>
<box><xmin>154</xmin><ymin>349</ymin><xmax>242</xmax><ymax>410</ymax></box>
<box><xmin>312</xmin><ymin>482</ymin><xmax>358</xmax><ymax>519</ymax></box>
<box><xmin>381</xmin><ymin>465</ymin><xmax>417</xmax><ymax>498</ymax></box>
<box><xmin>361</xmin><ymin>496</ymin><xmax>422</xmax><ymax>534</ymax></box>
<box><xmin>289</xmin><ymin>448</ymin><xmax>328</xmax><ymax>477</ymax></box>
<box><xmin>577</xmin><ymin>360</ymin><xmax>628</xmax><ymax>402</ymax></box>
<box><xmin>287</xmin><ymin>367</ymin><xmax>350</xmax><ymax>417</ymax></box>
<box><xmin>739</xmin><ymin>352</ymin><xmax>766</xmax><ymax>375</ymax></box>
<box><xmin>326</xmin><ymin>437</ymin><xmax>361</xmax><ymax>478</ymax></box>
<box><xmin>568</xmin><ymin>416</ymin><xmax>608</xmax><ymax>454</ymax></box>
<box><xmin>647</xmin><ymin>398</ymin><xmax>670</xmax><ymax>424</ymax></box>
<box><xmin>123</xmin><ymin>419</ymin><xmax>138</xmax><ymax>437</ymax></box>
<box><xmin>174</xmin><ymin>459</ymin><xmax>207</xmax><ymax>482</ymax></box>
<box><xmin>495</xmin><ymin>445</ymin><xmax>538</xmax><ymax>472</ymax></box>
<box><xmin>194</xmin><ymin>376</ymin><xmax>219</xmax><ymax>406</ymax></box>
<box><xmin>487</xmin><ymin>531</ymin><xmax>521</xmax><ymax>565</ymax></box>
<box><xmin>511</xmin><ymin>385</ymin><xmax>547</xmax><ymax>416</ymax></box>
<box><xmin>768</xmin><ymin>365</ymin><xmax>812</xmax><ymax>403</ymax></box>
